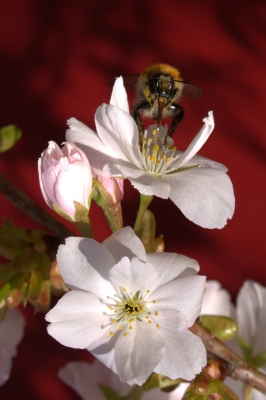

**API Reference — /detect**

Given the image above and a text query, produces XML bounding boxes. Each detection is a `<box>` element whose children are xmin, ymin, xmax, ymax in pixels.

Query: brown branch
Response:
<box><xmin>0</xmin><ymin>171</ymin><xmax>73</xmax><ymax>242</ymax></box>
<box><xmin>190</xmin><ymin>322</ymin><xmax>266</xmax><ymax>394</ymax></box>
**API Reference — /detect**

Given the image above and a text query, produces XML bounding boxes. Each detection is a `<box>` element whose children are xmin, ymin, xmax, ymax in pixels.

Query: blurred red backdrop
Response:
<box><xmin>0</xmin><ymin>0</ymin><xmax>266</xmax><ymax>398</ymax></box>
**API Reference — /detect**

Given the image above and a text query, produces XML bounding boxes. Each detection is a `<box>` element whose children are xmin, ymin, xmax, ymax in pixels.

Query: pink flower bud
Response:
<box><xmin>38</xmin><ymin>141</ymin><xmax>92</xmax><ymax>220</ymax></box>
<box><xmin>93</xmin><ymin>174</ymin><xmax>124</xmax><ymax>205</ymax></box>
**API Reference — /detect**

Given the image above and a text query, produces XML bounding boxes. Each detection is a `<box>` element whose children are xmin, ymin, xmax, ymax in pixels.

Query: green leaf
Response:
<box><xmin>12</xmin><ymin>248</ymin><xmax>45</xmax><ymax>273</ymax></box>
<box><xmin>200</xmin><ymin>315</ymin><xmax>238</xmax><ymax>340</ymax></box>
<box><xmin>0</xmin><ymin>125</ymin><xmax>22</xmax><ymax>154</ymax></box>
<box><xmin>0</xmin><ymin>263</ymin><xmax>16</xmax><ymax>283</ymax></box>
<box><xmin>99</xmin><ymin>384</ymin><xmax>122</xmax><ymax>400</ymax></box>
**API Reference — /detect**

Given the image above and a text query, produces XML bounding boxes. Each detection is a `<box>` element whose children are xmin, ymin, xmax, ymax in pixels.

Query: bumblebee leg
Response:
<box><xmin>166</xmin><ymin>104</ymin><xmax>184</xmax><ymax>141</ymax></box>
<box><xmin>133</xmin><ymin>101</ymin><xmax>150</xmax><ymax>143</ymax></box>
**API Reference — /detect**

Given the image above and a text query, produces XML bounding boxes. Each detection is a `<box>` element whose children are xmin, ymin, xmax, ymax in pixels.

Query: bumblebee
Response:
<box><xmin>109</xmin><ymin>63</ymin><xmax>201</xmax><ymax>143</ymax></box>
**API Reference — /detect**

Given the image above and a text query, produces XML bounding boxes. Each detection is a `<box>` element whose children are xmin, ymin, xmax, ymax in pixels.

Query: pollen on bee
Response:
<box><xmin>109</xmin><ymin>331</ymin><xmax>114</xmax><ymax>337</ymax></box>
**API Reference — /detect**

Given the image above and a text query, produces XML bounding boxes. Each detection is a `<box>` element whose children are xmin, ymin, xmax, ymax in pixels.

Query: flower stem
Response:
<box><xmin>0</xmin><ymin>172</ymin><xmax>73</xmax><ymax>242</ymax></box>
<box><xmin>134</xmin><ymin>194</ymin><xmax>153</xmax><ymax>235</ymax></box>
<box><xmin>190</xmin><ymin>322</ymin><xmax>266</xmax><ymax>394</ymax></box>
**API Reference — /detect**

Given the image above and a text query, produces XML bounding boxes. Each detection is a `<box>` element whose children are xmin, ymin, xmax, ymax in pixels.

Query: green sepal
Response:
<box><xmin>52</xmin><ymin>203</ymin><xmax>74</xmax><ymax>221</ymax></box>
<box><xmin>121</xmin><ymin>385</ymin><xmax>143</xmax><ymax>400</ymax></box>
<box><xmin>0</xmin><ymin>125</ymin><xmax>22</xmax><ymax>154</ymax></box>
<box><xmin>143</xmin><ymin>372</ymin><xmax>182</xmax><ymax>391</ymax></box>
<box><xmin>183</xmin><ymin>371</ymin><xmax>239</xmax><ymax>400</ymax></box>
<box><xmin>0</xmin><ymin>273</ymin><xmax>24</xmax><ymax>302</ymax></box>
<box><xmin>28</xmin><ymin>267</ymin><xmax>47</xmax><ymax>300</ymax></box>
<box><xmin>29</xmin><ymin>280</ymin><xmax>51</xmax><ymax>313</ymax></box>
<box><xmin>200</xmin><ymin>315</ymin><xmax>238</xmax><ymax>341</ymax></box>
<box><xmin>73</xmin><ymin>201</ymin><xmax>92</xmax><ymax>238</ymax></box>
<box><xmin>236</xmin><ymin>335</ymin><xmax>253</xmax><ymax>361</ymax></box>
<box><xmin>93</xmin><ymin>180</ymin><xmax>123</xmax><ymax>232</ymax></box>
<box><xmin>136</xmin><ymin>210</ymin><xmax>165</xmax><ymax>253</ymax></box>
<box><xmin>99</xmin><ymin>384</ymin><xmax>122</xmax><ymax>400</ymax></box>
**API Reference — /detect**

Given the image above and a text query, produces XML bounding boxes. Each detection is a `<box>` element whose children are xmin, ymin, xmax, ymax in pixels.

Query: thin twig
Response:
<box><xmin>190</xmin><ymin>322</ymin><xmax>266</xmax><ymax>394</ymax></box>
<box><xmin>0</xmin><ymin>172</ymin><xmax>73</xmax><ymax>242</ymax></box>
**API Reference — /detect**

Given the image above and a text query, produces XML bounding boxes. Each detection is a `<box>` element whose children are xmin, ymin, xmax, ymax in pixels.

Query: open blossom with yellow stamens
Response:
<box><xmin>46</xmin><ymin>227</ymin><xmax>206</xmax><ymax>385</ymax></box>
<box><xmin>66</xmin><ymin>77</ymin><xmax>235</xmax><ymax>229</ymax></box>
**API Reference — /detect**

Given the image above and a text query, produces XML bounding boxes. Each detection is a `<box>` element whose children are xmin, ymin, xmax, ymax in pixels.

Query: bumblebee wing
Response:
<box><xmin>108</xmin><ymin>75</ymin><xmax>139</xmax><ymax>89</ymax></box>
<box><xmin>181</xmin><ymin>82</ymin><xmax>202</xmax><ymax>100</ymax></box>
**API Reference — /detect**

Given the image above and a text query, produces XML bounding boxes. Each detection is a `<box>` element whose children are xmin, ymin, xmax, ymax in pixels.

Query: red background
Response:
<box><xmin>0</xmin><ymin>0</ymin><xmax>266</xmax><ymax>398</ymax></box>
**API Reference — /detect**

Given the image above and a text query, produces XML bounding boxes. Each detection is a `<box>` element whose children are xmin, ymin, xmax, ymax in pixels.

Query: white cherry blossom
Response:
<box><xmin>66</xmin><ymin>77</ymin><xmax>235</xmax><ymax>229</ymax></box>
<box><xmin>46</xmin><ymin>227</ymin><xmax>207</xmax><ymax>385</ymax></box>
<box><xmin>0</xmin><ymin>308</ymin><xmax>25</xmax><ymax>386</ymax></box>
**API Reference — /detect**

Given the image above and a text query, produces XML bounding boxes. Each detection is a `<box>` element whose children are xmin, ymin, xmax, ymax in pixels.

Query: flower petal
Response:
<box><xmin>114</xmin><ymin>321</ymin><xmax>165</xmax><ymax>385</ymax></box>
<box><xmin>66</xmin><ymin>117</ymin><xmax>120</xmax><ymax>176</ymax></box>
<box><xmin>110</xmin><ymin>76</ymin><xmax>130</xmax><ymax>114</ymax></box>
<box><xmin>109</xmin><ymin>257</ymin><xmax>158</xmax><ymax>294</ymax></box>
<box><xmin>95</xmin><ymin>104</ymin><xmax>142</xmax><ymax>167</ymax></box>
<box><xmin>102</xmin><ymin>226</ymin><xmax>146</xmax><ymax>263</ymax></box>
<box><xmin>171</xmin><ymin>111</ymin><xmax>215</xmax><ymax>170</ymax></box>
<box><xmin>57</xmin><ymin>237</ymin><xmax>115</xmax><ymax>296</ymax></box>
<box><xmin>237</xmin><ymin>280</ymin><xmax>266</xmax><ymax>348</ymax></box>
<box><xmin>201</xmin><ymin>281</ymin><xmax>232</xmax><ymax>316</ymax></box>
<box><xmin>154</xmin><ymin>310</ymin><xmax>206</xmax><ymax>380</ymax></box>
<box><xmin>46</xmin><ymin>291</ymin><xmax>109</xmax><ymax>349</ymax></box>
<box><xmin>148</xmin><ymin>275</ymin><xmax>206</xmax><ymax>326</ymax></box>
<box><xmin>110</xmin><ymin>162</ymin><xmax>172</xmax><ymax>198</ymax></box>
<box><xmin>168</xmin><ymin>168</ymin><xmax>235</xmax><ymax>229</ymax></box>
<box><xmin>146</xmin><ymin>252</ymin><xmax>199</xmax><ymax>293</ymax></box>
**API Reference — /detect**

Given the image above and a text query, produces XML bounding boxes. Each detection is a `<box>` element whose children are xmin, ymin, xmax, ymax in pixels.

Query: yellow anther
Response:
<box><xmin>146</xmin><ymin>290</ymin><xmax>150</xmax><ymax>293</ymax></box>
<box><xmin>143</xmin><ymin>140</ymin><xmax>147</xmax><ymax>145</ymax></box>
<box><xmin>123</xmin><ymin>332</ymin><xmax>128</xmax><ymax>337</ymax></box>
<box><xmin>148</xmin><ymin>138</ymin><xmax>152</xmax><ymax>143</ymax></box>
<box><xmin>152</xmin><ymin>300</ymin><xmax>156</xmax><ymax>304</ymax></box>
<box><xmin>129</xmin><ymin>318</ymin><xmax>135</xmax><ymax>323</ymax></box>
<box><xmin>112</xmin><ymin>319</ymin><xmax>117</xmax><ymax>323</ymax></box>
<box><xmin>145</xmin><ymin>316</ymin><xmax>149</xmax><ymax>319</ymax></box>
<box><xmin>109</xmin><ymin>306</ymin><xmax>113</xmax><ymax>310</ymax></box>
<box><xmin>162</xmin><ymin>154</ymin><xmax>166</xmax><ymax>159</ymax></box>
<box><xmin>148</xmin><ymin>320</ymin><xmax>152</xmax><ymax>325</ymax></box>
<box><xmin>114</xmin><ymin>310</ymin><xmax>118</xmax><ymax>314</ymax></box>
<box><xmin>156</xmin><ymin>324</ymin><xmax>160</xmax><ymax>329</ymax></box>
<box><xmin>172</xmin><ymin>146</ymin><xmax>176</xmax><ymax>152</ymax></box>
<box><xmin>155</xmin><ymin>311</ymin><xmax>159</xmax><ymax>316</ymax></box>
<box><xmin>122</xmin><ymin>288</ymin><xmax>126</xmax><ymax>292</ymax></box>
<box><xmin>109</xmin><ymin>331</ymin><xmax>114</xmax><ymax>337</ymax></box>
<box><xmin>129</xmin><ymin>326</ymin><xmax>133</xmax><ymax>330</ymax></box>
<box><xmin>152</xmin><ymin>129</ymin><xmax>157</xmax><ymax>135</ymax></box>
<box><xmin>119</xmin><ymin>325</ymin><xmax>123</xmax><ymax>330</ymax></box>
